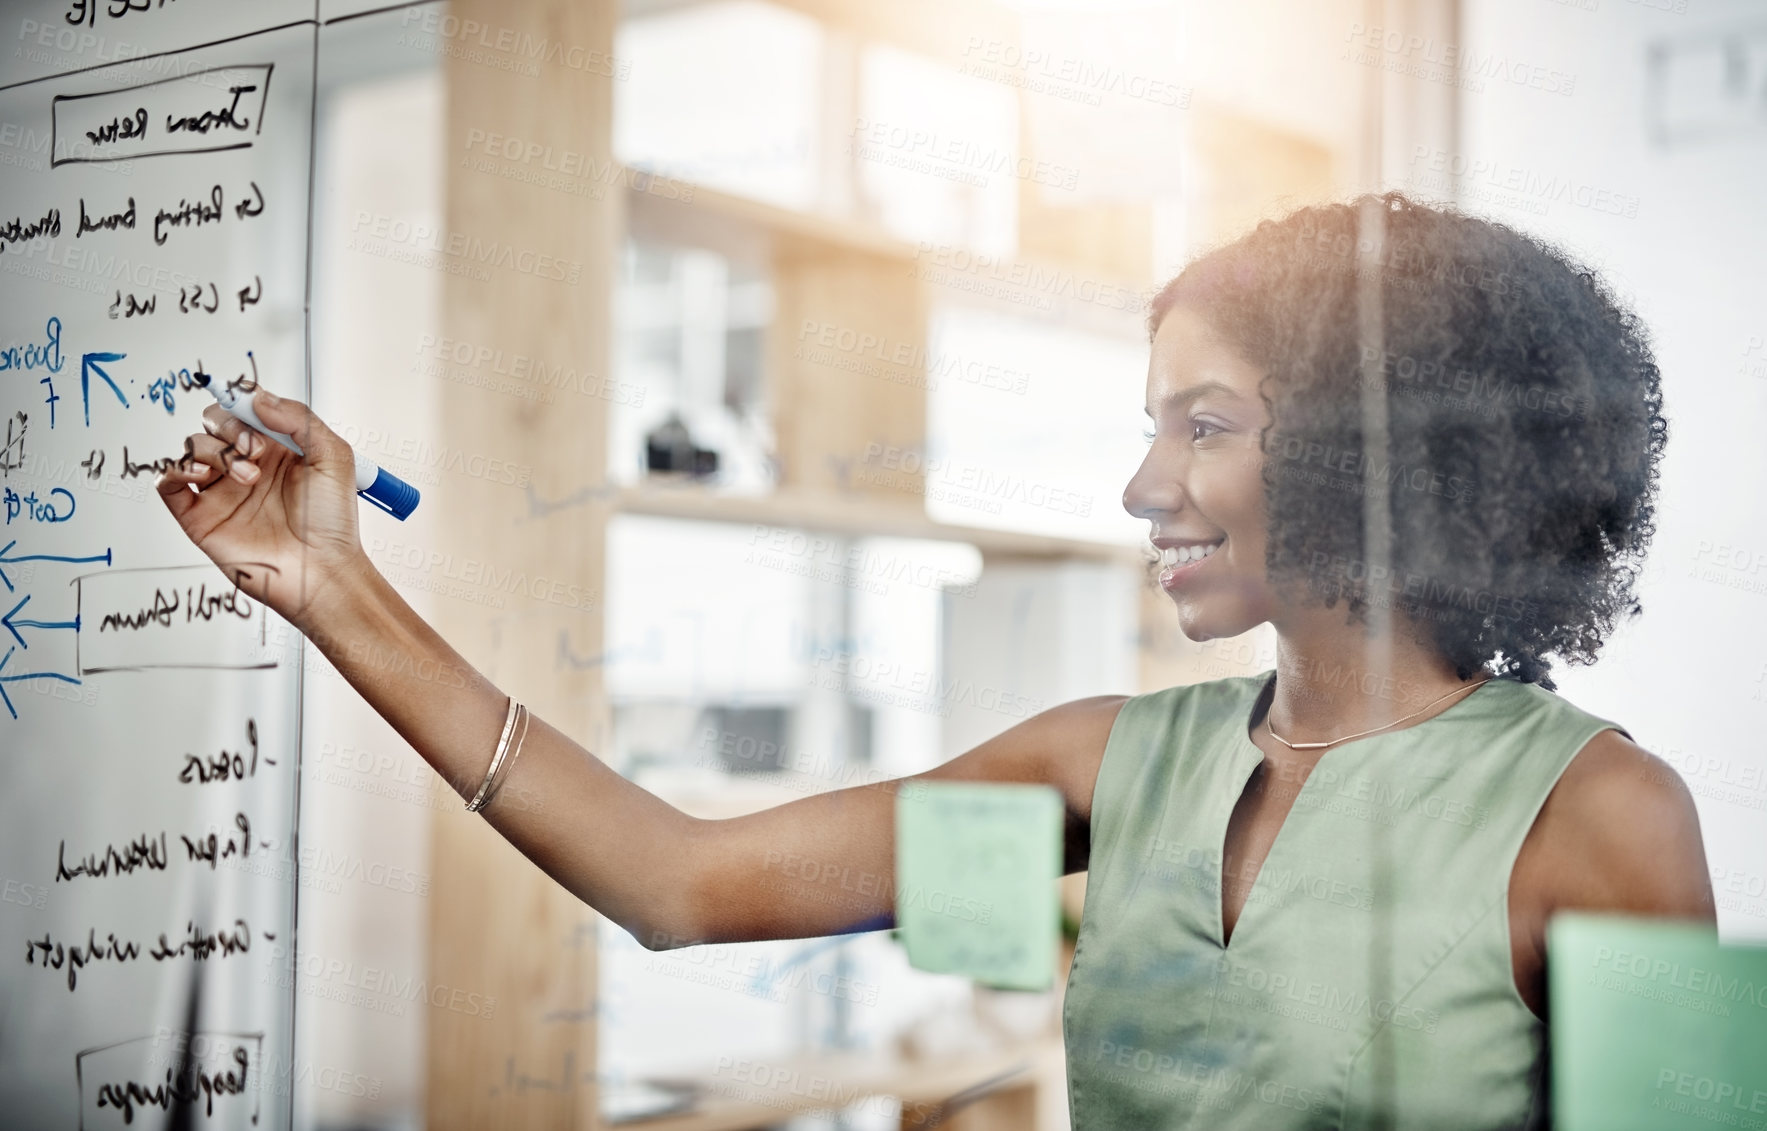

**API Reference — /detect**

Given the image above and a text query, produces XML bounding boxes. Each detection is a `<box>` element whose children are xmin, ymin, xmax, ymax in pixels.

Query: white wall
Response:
<box><xmin>300</xmin><ymin>64</ymin><xmax>444</xmax><ymax>1131</ymax></box>
<box><xmin>1456</xmin><ymin>0</ymin><xmax>1767</xmax><ymax>941</ymax></box>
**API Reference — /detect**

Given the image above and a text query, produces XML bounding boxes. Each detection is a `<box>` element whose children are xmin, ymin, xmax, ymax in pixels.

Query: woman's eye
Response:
<box><xmin>1190</xmin><ymin>418</ymin><xmax>1224</xmax><ymax>442</ymax></box>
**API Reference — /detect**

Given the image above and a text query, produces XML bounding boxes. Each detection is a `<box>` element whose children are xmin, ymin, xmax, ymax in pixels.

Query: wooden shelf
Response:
<box><xmin>627</xmin><ymin>175</ymin><xmax>916</xmax><ymax>264</ymax></box>
<box><xmin>625</xmin><ymin>175</ymin><xmax>1156</xmax><ymax>341</ymax></box>
<box><xmin>613</xmin><ymin>481</ymin><xmax>1144</xmax><ymax>564</ymax></box>
<box><xmin>625</xmin><ymin>1036</ymin><xmax>1065</xmax><ymax>1131</ymax></box>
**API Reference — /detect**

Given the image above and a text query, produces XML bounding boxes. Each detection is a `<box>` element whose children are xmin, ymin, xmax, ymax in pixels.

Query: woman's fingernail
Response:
<box><xmin>232</xmin><ymin>461</ymin><xmax>259</xmax><ymax>483</ymax></box>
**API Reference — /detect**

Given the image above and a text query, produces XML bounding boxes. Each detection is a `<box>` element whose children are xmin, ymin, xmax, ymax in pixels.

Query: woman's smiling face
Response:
<box><xmin>1122</xmin><ymin>304</ymin><xmax>1278</xmax><ymax>641</ymax></box>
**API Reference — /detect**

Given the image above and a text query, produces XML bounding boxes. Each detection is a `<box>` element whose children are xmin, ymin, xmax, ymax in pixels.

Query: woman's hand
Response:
<box><xmin>155</xmin><ymin>388</ymin><xmax>366</xmax><ymax>629</ymax></box>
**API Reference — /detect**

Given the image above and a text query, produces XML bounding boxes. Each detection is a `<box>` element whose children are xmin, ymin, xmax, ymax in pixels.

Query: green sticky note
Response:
<box><xmin>1549</xmin><ymin>912</ymin><xmax>1767</xmax><ymax>1131</ymax></box>
<box><xmin>895</xmin><ymin>781</ymin><xmax>1063</xmax><ymax>991</ymax></box>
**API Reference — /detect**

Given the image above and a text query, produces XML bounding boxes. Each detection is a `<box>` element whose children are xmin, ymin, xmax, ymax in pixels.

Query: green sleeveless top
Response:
<box><xmin>1062</xmin><ymin>672</ymin><xmax>1624</xmax><ymax>1130</ymax></box>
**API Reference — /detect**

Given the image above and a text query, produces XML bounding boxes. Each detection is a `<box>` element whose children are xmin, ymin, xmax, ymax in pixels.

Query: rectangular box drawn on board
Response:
<box><xmin>75</xmin><ymin>1030</ymin><xmax>262</xmax><ymax>1131</ymax></box>
<box><xmin>1647</xmin><ymin>26</ymin><xmax>1767</xmax><ymax>146</ymax></box>
<box><xmin>76</xmin><ymin>564</ymin><xmax>273</xmax><ymax>675</ymax></box>
<box><xmin>51</xmin><ymin>64</ymin><xmax>274</xmax><ymax>168</ymax></box>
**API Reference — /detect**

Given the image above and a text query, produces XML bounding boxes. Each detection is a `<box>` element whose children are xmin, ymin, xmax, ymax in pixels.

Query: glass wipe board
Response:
<box><xmin>1</xmin><ymin>3</ymin><xmax>322</xmax><ymax>1127</ymax></box>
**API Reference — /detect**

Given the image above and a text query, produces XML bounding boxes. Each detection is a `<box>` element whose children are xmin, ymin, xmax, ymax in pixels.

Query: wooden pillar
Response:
<box><xmin>1186</xmin><ymin>105</ymin><xmax>1337</xmax><ymax>250</ymax></box>
<box><xmin>428</xmin><ymin>0</ymin><xmax>620</xmax><ymax>1127</ymax></box>
<box><xmin>770</xmin><ymin>247</ymin><xmax>928</xmax><ymax>499</ymax></box>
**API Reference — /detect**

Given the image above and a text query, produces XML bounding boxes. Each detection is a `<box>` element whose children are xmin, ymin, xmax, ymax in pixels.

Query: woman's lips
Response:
<box><xmin>1158</xmin><ymin>539</ymin><xmax>1223</xmax><ymax>590</ymax></box>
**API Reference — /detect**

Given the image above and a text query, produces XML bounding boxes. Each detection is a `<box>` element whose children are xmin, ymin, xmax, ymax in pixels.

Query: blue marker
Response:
<box><xmin>196</xmin><ymin>373</ymin><xmax>420</xmax><ymax>521</ymax></box>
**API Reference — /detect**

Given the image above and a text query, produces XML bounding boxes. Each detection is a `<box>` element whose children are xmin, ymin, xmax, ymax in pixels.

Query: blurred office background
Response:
<box><xmin>263</xmin><ymin>0</ymin><xmax>1767</xmax><ymax>1126</ymax></box>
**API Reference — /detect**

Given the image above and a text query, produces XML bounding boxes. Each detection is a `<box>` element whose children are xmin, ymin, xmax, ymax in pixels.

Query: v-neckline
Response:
<box><xmin>1213</xmin><ymin>671</ymin><xmax>1494</xmax><ymax>951</ymax></box>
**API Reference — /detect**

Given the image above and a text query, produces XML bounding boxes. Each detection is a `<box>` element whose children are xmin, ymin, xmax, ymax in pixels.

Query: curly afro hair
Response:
<box><xmin>1151</xmin><ymin>192</ymin><xmax>1666</xmax><ymax>689</ymax></box>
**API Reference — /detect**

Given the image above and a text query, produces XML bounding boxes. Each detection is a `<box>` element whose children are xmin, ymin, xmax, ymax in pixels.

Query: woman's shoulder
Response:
<box><xmin>1007</xmin><ymin>675</ymin><xmax>1268</xmax><ymax>821</ymax></box>
<box><xmin>1129</xmin><ymin>670</ymin><xmax>1274</xmax><ymax>714</ymax></box>
<box><xmin>1034</xmin><ymin>672</ymin><xmax>1270</xmax><ymax>742</ymax></box>
<box><xmin>1526</xmin><ymin>724</ymin><xmax>1716</xmax><ymax>924</ymax></box>
<box><xmin>1473</xmin><ymin>674</ymin><xmax>1623</xmax><ymax>729</ymax></box>
<box><xmin>1117</xmin><ymin>671</ymin><xmax>1274</xmax><ymax>736</ymax></box>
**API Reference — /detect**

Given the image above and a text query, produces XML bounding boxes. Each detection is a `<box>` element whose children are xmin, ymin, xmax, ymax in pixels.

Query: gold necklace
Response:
<box><xmin>1264</xmin><ymin>677</ymin><xmax>1492</xmax><ymax>751</ymax></box>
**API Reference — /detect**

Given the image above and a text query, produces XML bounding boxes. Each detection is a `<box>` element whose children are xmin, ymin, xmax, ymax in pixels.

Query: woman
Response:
<box><xmin>156</xmin><ymin>193</ymin><xmax>1713</xmax><ymax>1128</ymax></box>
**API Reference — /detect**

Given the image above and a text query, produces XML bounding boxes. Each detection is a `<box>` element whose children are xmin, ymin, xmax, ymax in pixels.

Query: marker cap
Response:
<box><xmin>360</xmin><ymin>467</ymin><xmax>421</xmax><ymax>521</ymax></box>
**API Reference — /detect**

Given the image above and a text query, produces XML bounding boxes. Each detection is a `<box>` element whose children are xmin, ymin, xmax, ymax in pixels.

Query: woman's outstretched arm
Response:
<box><xmin>155</xmin><ymin>388</ymin><xmax>1119</xmax><ymax>950</ymax></box>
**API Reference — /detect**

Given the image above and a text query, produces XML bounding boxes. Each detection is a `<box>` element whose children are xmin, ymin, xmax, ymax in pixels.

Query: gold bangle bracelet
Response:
<box><xmin>466</xmin><ymin>697</ymin><xmax>521</xmax><ymax>812</ymax></box>
<box><xmin>482</xmin><ymin>703</ymin><xmax>531</xmax><ymax>811</ymax></box>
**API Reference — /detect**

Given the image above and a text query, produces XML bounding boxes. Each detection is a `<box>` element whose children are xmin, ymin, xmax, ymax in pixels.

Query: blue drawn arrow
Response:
<box><xmin>2</xmin><ymin>594</ymin><xmax>78</xmax><ymax>649</ymax></box>
<box><xmin>81</xmin><ymin>352</ymin><xmax>128</xmax><ymax>427</ymax></box>
<box><xmin>0</xmin><ymin>646</ymin><xmax>81</xmax><ymax>720</ymax></box>
<box><xmin>555</xmin><ymin>627</ymin><xmax>663</xmax><ymax>671</ymax></box>
<box><xmin>746</xmin><ymin>912</ymin><xmax>892</xmax><ymax>997</ymax></box>
<box><xmin>0</xmin><ymin>541</ymin><xmax>112</xmax><ymax>592</ymax></box>
<box><xmin>523</xmin><ymin>480</ymin><xmax>618</xmax><ymax>521</ymax></box>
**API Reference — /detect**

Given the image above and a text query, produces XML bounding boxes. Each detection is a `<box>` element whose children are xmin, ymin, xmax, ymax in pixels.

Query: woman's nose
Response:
<box><xmin>1122</xmin><ymin>446</ymin><xmax>1184</xmax><ymax>521</ymax></box>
